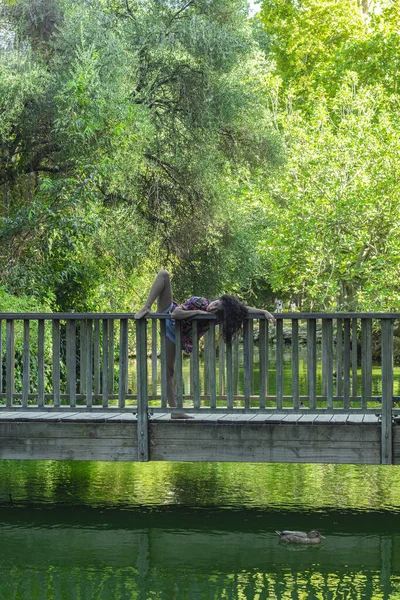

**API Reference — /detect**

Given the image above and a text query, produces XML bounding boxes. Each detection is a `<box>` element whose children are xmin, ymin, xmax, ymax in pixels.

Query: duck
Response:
<box><xmin>276</xmin><ymin>530</ymin><xmax>324</xmax><ymax>544</ymax></box>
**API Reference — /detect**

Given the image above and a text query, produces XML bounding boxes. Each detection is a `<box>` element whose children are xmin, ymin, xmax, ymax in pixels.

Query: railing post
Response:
<box><xmin>209</xmin><ymin>323</ymin><xmax>217</xmax><ymax>409</ymax></box>
<box><xmin>108</xmin><ymin>319</ymin><xmax>115</xmax><ymax>395</ymax></box>
<box><xmin>291</xmin><ymin>319</ymin><xmax>299</xmax><ymax>409</ymax></box>
<box><xmin>248</xmin><ymin>319</ymin><xmax>254</xmax><ymax>396</ymax></box>
<box><xmin>94</xmin><ymin>320</ymin><xmax>101</xmax><ymax>399</ymax></box>
<box><xmin>52</xmin><ymin>319</ymin><xmax>61</xmax><ymax>408</ymax></box>
<box><xmin>343</xmin><ymin>319</ymin><xmax>351</xmax><ymax>409</ymax></box>
<box><xmin>336</xmin><ymin>318</ymin><xmax>343</xmax><ymax>398</ymax></box>
<box><xmin>259</xmin><ymin>319</ymin><xmax>267</xmax><ymax>409</ymax></box>
<box><xmin>361</xmin><ymin>318</ymin><xmax>372</xmax><ymax>408</ymax></box>
<box><xmin>160</xmin><ymin>319</ymin><xmax>168</xmax><ymax>409</ymax></box>
<box><xmin>226</xmin><ymin>338</ymin><xmax>233</xmax><ymax>410</ymax></box>
<box><xmin>66</xmin><ymin>319</ymin><xmax>77</xmax><ymax>408</ymax></box>
<box><xmin>38</xmin><ymin>319</ymin><xmax>45</xmax><ymax>408</ymax></box>
<box><xmin>381</xmin><ymin>319</ymin><xmax>393</xmax><ymax>465</ymax></box>
<box><xmin>203</xmin><ymin>330</ymin><xmax>210</xmax><ymax>396</ymax></box>
<box><xmin>118</xmin><ymin>319</ymin><xmax>128</xmax><ymax>409</ymax></box>
<box><xmin>102</xmin><ymin>319</ymin><xmax>109</xmax><ymax>408</ymax></box>
<box><xmin>136</xmin><ymin>318</ymin><xmax>149</xmax><ymax>461</ymax></box>
<box><xmin>22</xmin><ymin>320</ymin><xmax>30</xmax><ymax>409</ymax></box>
<box><xmin>80</xmin><ymin>320</ymin><xmax>87</xmax><ymax>395</ymax></box>
<box><xmin>307</xmin><ymin>319</ymin><xmax>317</xmax><ymax>409</ymax></box>
<box><xmin>219</xmin><ymin>332</ymin><xmax>225</xmax><ymax>397</ymax></box>
<box><xmin>86</xmin><ymin>319</ymin><xmax>93</xmax><ymax>408</ymax></box>
<box><xmin>6</xmin><ymin>319</ymin><xmax>14</xmax><ymax>408</ymax></box>
<box><xmin>243</xmin><ymin>319</ymin><xmax>251</xmax><ymax>409</ymax></box>
<box><xmin>322</xmin><ymin>318</ymin><xmax>333</xmax><ymax>408</ymax></box>
<box><xmin>192</xmin><ymin>321</ymin><xmax>200</xmax><ymax>410</ymax></box>
<box><xmin>0</xmin><ymin>320</ymin><xmax>3</xmax><ymax>395</ymax></box>
<box><xmin>276</xmin><ymin>318</ymin><xmax>283</xmax><ymax>410</ymax></box>
<box><xmin>233</xmin><ymin>336</ymin><xmax>239</xmax><ymax>396</ymax></box>
<box><xmin>151</xmin><ymin>319</ymin><xmax>158</xmax><ymax>397</ymax></box>
<box><xmin>351</xmin><ymin>318</ymin><xmax>358</xmax><ymax>398</ymax></box>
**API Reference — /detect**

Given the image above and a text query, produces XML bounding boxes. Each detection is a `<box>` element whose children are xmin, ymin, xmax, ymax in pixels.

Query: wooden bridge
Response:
<box><xmin>0</xmin><ymin>311</ymin><xmax>399</xmax><ymax>465</ymax></box>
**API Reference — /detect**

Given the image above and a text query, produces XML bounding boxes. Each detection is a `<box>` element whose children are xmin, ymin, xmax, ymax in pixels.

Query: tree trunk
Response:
<box><xmin>359</xmin><ymin>0</ymin><xmax>374</xmax><ymax>15</ymax></box>
<box><xmin>3</xmin><ymin>182</ymin><xmax>9</xmax><ymax>212</ymax></box>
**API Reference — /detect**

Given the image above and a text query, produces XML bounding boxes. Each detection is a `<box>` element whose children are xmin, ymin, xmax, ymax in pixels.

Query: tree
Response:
<box><xmin>259</xmin><ymin>0</ymin><xmax>366</xmax><ymax>101</ymax></box>
<box><xmin>256</xmin><ymin>81</ymin><xmax>400</xmax><ymax>311</ymax></box>
<box><xmin>259</xmin><ymin>0</ymin><xmax>400</xmax><ymax>102</ymax></box>
<box><xmin>0</xmin><ymin>0</ymin><xmax>280</xmax><ymax>308</ymax></box>
<box><xmin>252</xmin><ymin>0</ymin><xmax>400</xmax><ymax>310</ymax></box>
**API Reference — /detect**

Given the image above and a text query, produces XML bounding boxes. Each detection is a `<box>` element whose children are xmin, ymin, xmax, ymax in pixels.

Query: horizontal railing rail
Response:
<box><xmin>0</xmin><ymin>311</ymin><xmax>399</xmax><ymax>320</ymax></box>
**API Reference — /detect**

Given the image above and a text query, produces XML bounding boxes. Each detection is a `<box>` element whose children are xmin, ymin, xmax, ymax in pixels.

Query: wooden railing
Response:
<box><xmin>0</xmin><ymin>312</ymin><xmax>398</xmax><ymax>462</ymax></box>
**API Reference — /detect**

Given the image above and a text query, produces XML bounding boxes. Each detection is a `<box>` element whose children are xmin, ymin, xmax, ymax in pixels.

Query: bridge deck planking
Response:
<box><xmin>0</xmin><ymin>411</ymin><xmax>381</xmax><ymax>424</ymax></box>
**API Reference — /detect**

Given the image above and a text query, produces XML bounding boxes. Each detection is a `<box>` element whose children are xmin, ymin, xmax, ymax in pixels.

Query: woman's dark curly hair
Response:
<box><xmin>216</xmin><ymin>295</ymin><xmax>248</xmax><ymax>344</ymax></box>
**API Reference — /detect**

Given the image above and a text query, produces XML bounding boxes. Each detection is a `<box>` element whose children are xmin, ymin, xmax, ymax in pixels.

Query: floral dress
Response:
<box><xmin>165</xmin><ymin>297</ymin><xmax>212</xmax><ymax>353</ymax></box>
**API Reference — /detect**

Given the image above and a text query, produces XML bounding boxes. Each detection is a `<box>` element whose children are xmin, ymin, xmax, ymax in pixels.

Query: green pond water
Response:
<box><xmin>1</xmin><ymin>460</ymin><xmax>400</xmax><ymax>599</ymax></box>
<box><xmin>2</xmin><ymin>348</ymin><xmax>400</xmax><ymax>599</ymax></box>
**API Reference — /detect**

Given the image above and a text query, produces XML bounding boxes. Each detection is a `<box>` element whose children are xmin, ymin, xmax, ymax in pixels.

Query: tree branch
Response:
<box><xmin>98</xmin><ymin>185</ymin><xmax>169</xmax><ymax>226</ymax></box>
<box><xmin>35</xmin><ymin>166</ymin><xmax>61</xmax><ymax>174</ymax></box>
<box><xmin>172</xmin><ymin>1</ymin><xmax>196</xmax><ymax>21</ymax></box>
<box><xmin>143</xmin><ymin>154</ymin><xmax>184</xmax><ymax>187</ymax></box>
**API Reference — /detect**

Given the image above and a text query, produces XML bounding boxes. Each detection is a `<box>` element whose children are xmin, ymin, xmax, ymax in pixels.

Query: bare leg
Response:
<box><xmin>166</xmin><ymin>338</ymin><xmax>176</xmax><ymax>408</ymax></box>
<box><xmin>134</xmin><ymin>270</ymin><xmax>173</xmax><ymax>319</ymax></box>
<box><xmin>135</xmin><ymin>272</ymin><xmax>192</xmax><ymax>419</ymax></box>
<box><xmin>166</xmin><ymin>339</ymin><xmax>193</xmax><ymax>419</ymax></box>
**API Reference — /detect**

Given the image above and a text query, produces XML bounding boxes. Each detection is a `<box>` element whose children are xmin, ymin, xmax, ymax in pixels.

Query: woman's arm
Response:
<box><xmin>171</xmin><ymin>306</ymin><xmax>210</xmax><ymax>320</ymax></box>
<box><xmin>245</xmin><ymin>306</ymin><xmax>276</xmax><ymax>324</ymax></box>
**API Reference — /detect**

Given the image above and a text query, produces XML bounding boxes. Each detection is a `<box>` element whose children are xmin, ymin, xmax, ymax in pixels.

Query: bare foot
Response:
<box><xmin>171</xmin><ymin>413</ymin><xmax>194</xmax><ymax>419</ymax></box>
<box><xmin>134</xmin><ymin>306</ymin><xmax>150</xmax><ymax>319</ymax></box>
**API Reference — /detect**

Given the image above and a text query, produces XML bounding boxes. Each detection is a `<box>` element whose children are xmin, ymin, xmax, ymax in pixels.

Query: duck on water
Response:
<box><xmin>276</xmin><ymin>530</ymin><xmax>325</xmax><ymax>544</ymax></box>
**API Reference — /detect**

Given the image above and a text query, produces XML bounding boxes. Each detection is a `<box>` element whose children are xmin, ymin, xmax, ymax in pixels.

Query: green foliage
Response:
<box><xmin>257</xmin><ymin>81</ymin><xmax>400</xmax><ymax>310</ymax></box>
<box><xmin>324</xmin><ymin>3</ymin><xmax>400</xmax><ymax>96</ymax></box>
<box><xmin>2</xmin><ymin>0</ymin><xmax>400</xmax><ymax>314</ymax></box>
<box><xmin>259</xmin><ymin>0</ymin><xmax>365</xmax><ymax>99</ymax></box>
<box><xmin>0</xmin><ymin>0</ymin><xmax>279</xmax><ymax>310</ymax></box>
<box><xmin>249</xmin><ymin>0</ymin><xmax>400</xmax><ymax>310</ymax></box>
<box><xmin>0</xmin><ymin>288</ymin><xmax>53</xmax><ymax>395</ymax></box>
<box><xmin>0</xmin><ymin>285</ymin><xmax>49</xmax><ymax>312</ymax></box>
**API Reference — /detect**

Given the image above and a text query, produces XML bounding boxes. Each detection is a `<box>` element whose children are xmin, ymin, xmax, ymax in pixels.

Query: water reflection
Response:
<box><xmin>3</xmin><ymin>461</ymin><xmax>400</xmax><ymax>512</ymax></box>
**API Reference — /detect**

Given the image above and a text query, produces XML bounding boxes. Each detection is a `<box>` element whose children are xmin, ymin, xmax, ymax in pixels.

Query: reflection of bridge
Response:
<box><xmin>0</xmin><ymin>312</ymin><xmax>399</xmax><ymax>464</ymax></box>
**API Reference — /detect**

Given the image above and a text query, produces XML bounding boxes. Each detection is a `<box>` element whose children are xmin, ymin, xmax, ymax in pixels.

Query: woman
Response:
<box><xmin>135</xmin><ymin>270</ymin><xmax>275</xmax><ymax>418</ymax></box>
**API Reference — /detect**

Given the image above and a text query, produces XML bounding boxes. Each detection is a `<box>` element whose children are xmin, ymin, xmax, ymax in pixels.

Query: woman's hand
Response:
<box><xmin>245</xmin><ymin>305</ymin><xmax>276</xmax><ymax>324</ymax></box>
<box><xmin>263</xmin><ymin>310</ymin><xmax>276</xmax><ymax>324</ymax></box>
